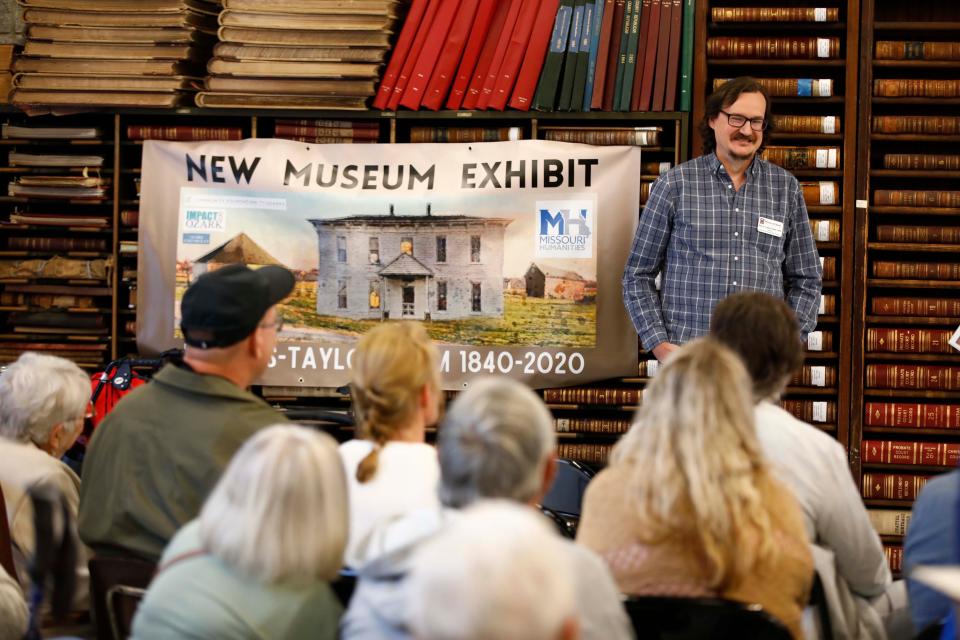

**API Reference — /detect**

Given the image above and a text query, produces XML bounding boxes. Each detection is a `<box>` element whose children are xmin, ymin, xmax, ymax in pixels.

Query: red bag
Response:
<box><xmin>88</xmin><ymin>360</ymin><xmax>147</xmax><ymax>434</ymax></box>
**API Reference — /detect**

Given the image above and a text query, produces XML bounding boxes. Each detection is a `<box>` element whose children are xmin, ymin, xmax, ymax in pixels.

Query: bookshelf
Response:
<box><xmin>691</xmin><ymin>0</ymin><xmax>860</xmax><ymax>456</ymax></box>
<box><xmin>851</xmin><ymin>0</ymin><xmax>960</xmax><ymax>569</ymax></box>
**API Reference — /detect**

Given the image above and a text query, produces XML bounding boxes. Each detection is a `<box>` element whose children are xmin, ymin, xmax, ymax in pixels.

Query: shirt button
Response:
<box><xmin>735</xmin><ymin>208</ymin><xmax>739</xmax><ymax>212</ymax></box>
<box><xmin>734</xmin><ymin>232</ymin><xmax>739</xmax><ymax>237</ymax></box>
<box><xmin>727</xmin><ymin>185</ymin><xmax>732</xmax><ymax>189</ymax></box>
<box><xmin>734</xmin><ymin>256</ymin><xmax>739</xmax><ymax>261</ymax></box>
<box><xmin>732</xmin><ymin>281</ymin><xmax>738</xmax><ymax>286</ymax></box>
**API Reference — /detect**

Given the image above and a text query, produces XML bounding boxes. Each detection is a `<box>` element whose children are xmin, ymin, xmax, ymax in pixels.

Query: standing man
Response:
<box><xmin>623</xmin><ymin>76</ymin><xmax>822</xmax><ymax>362</ymax></box>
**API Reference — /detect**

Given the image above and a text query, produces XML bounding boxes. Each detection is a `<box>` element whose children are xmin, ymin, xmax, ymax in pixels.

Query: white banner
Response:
<box><xmin>139</xmin><ymin>139</ymin><xmax>641</xmax><ymax>389</ymax></box>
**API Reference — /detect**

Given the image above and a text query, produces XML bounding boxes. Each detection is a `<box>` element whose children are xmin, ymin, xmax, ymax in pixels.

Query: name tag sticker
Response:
<box><xmin>758</xmin><ymin>217</ymin><xmax>784</xmax><ymax>237</ymax></box>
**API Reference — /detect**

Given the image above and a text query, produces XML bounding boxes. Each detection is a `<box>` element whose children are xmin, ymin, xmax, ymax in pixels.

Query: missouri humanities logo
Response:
<box><xmin>535</xmin><ymin>199</ymin><xmax>595</xmax><ymax>258</ymax></box>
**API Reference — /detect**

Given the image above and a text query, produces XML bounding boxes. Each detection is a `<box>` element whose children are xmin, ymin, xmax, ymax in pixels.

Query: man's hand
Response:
<box><xmin>652</xmin><ymin>342</ymin><xmax>680</xmax><ymax>363</ymax></box>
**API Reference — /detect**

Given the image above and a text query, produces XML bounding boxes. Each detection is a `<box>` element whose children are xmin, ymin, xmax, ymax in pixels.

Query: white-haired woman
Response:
<box><xmin>0</xmin><ymin>351</ymin><xmax>91</xmax><ymax>612</ymax></box>
<box><xmin>577</xmin><ymin>338</ymin><xmax>812</xmax><ymax>639</ymax></box>
<box><xmin>132</xmin><ymin>424</ymin><xmax>348</xmax><ymax>640</ymax></box>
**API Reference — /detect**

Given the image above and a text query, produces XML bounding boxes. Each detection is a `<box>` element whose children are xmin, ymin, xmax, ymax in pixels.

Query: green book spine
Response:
<box><xmin>532</xmin><ymin>0</ymin><xmax>575</xmax><ymax>111</ymax></box>
<box><xmin>617</xmin><ymin>0</ymin><xmax>641</xmax><ymax>111</ymax></box>
<box><xmin>678</xmin><ymin>0</ymin><xmax>694</xmax><ymax>111</ymax></box>
<box><xmin>610</xmin><ymin>0</ymin><xmax>633</xmax><ymax>110</ymax></box>
<box><xmin>557</xmin><ymin>0</ymin><xmax>585</xmax><ymax>110</ymax></box>
<box><xmin>569</xmin><ymin>0</ymin><xmax>596</xmax><ymax>111</ymax></box>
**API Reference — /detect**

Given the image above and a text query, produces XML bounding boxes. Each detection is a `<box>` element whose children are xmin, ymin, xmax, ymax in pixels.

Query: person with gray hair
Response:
<box><xmin>341</xmin><ymin>376</ymin><xmax>632</xmax><ymax>640</ymax></box>
<box><xmin>0</xmin><ymin>352</ymin><xmax>92</xmax><ymax>613</ymax></box>
<box><xmin>407</xmin><ymin>501</ymin><xmax>579</xmax><ymax>640</ymax></box>
<box><xmin>132</xmin><ymin>424</ymin><xmax>348</xmax><ymax>639</ymax></box>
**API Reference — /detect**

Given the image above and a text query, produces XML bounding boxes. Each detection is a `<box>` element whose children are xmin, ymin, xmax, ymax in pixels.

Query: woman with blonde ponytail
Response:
<box><xmin>576</xmin><ymin>338</ymin><xmax>813</xmax><ymax>638</ymax></box>
<box><xmin>339</xmin><ymin>321</ymin><xmax>443</xmax><ymax>567</ymax></box>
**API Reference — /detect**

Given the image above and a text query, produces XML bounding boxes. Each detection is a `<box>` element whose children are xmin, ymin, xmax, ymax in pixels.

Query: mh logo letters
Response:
<box><xmin>540</xmin><ymin>208</ymin><xmax>591</xmax><ymax>237</ymax></box>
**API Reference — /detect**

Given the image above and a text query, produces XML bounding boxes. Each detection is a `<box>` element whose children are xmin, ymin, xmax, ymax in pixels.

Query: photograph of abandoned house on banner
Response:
<box><xmin>175</xmin><ymin>188</ymin><xmax>598</xmax><ymax>349</ymax></box>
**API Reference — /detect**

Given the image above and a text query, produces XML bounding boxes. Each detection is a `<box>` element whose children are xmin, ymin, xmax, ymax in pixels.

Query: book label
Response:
<box><xmin>817</xmin><ymin>38</ymin><xmax>830</xmax><ymax>58</ymax></box>
<box><xmin>811</xmin><ymin>365</ymin><xmax>826</xmax><ymax>387</ymax></box>
<box><xmin>807</xmin><ymin>331</ymin><xmax>823</xmax><ymax>351</ymax></box>
<box><xmin>814</xmin><ymin>8</ymin><xmax>827</xmax><ymax>22</ymax></box>
<box><xmin>816</xmin><ymin>220</ymin><xmax>831</xmax><ymax>241</ymax></box>
<box><xmin>823</xmin><ymin>116</ymin><xmax>836</xmax><ymax>134</ymax></box>
<box><xmin>646</xmin><ymin>359</ymin><xmax>659</xmax><ymax>376</ymax></box>
<box><xmin>812</xmin><ymin>401</ymin><xmax>827</xmax><ymax>423</ymax></box>
<box><xmin>818</xmin><ymin>78</ymin><xmax>832</xmax><ymax>96</ymax></box>
<box><xmin>819</xmin><ymin>295</ymin><xmax>826</xmax><ymax>315</ymax></box>
<box><xmin>798</xmin><ymin>79</ymin><xmax>813</xmax><ymax>97</ymax></box>
<box><xmin>658</xmin><ymin>162</ymin><xmax>671</xmax><ymax>174</ymax></box>
<box><xmin>757</xmin><ymin>216</ymin><xmax>784</xmax><ymax>238</ymax></box>
<box><xmin>819</xmin><ymin>181</ymin><xmax>836</xmax><ymax>205</ymax></box>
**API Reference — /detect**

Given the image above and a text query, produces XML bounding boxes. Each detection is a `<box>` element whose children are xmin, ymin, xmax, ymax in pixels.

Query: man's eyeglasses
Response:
<box><xmin>720</xmin><ymin>110</ymin><xmax>767</xmax><ymax>131</ymax></box>
<box><xmin>259</xmin><ymin>314</ymin><xmax>285</xmax><ymax>332</ymax></box>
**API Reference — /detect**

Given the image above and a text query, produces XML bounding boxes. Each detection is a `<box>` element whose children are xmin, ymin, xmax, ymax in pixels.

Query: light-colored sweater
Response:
<box><xmin>577</xmin><ymin>463</ymin><xmax>813</xmax><ymax>639</ymax></box>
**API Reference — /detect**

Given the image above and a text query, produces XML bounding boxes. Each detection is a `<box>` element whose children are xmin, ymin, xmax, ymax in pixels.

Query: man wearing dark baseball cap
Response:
<box><xmin>79</xmin><ymin>264</ymin><xmax>295</xmax><ymax>563</ymax></box>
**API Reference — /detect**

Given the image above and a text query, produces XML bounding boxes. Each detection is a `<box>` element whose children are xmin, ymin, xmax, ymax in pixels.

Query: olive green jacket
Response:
<box><xmin>78</xmin><ymin>363</ymin><xmax>286</xmax><ymax>561</ymax></box>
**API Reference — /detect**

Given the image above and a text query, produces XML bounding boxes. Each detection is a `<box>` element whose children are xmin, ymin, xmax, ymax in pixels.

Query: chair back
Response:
<box><xmin>106</xmin><ymin>584</ymin><xmax>146</xmax><ymax>640</ymax></box>
<box><xmin>540</xmin><ymin>458</ymin><xmax>595</xmax><ymax>519</ymax></box>
<box><xmin>331</xmin><ymin>568</ymin><xmax>358</xmax><ymax>608</ymax></box>
<box><xmin>0</xmin><ymin>484</ymin><xmax>18</xmax><ymax>585</ymax></box>
<box><xmin>89</xmin><ymin>554</ymin><xmax>156</xmax><ymax>640</ymax></box>
<box><xmin>623</xmin><ymin>596</ymin><xmax>793</xmax><ymax>640</ymax></box>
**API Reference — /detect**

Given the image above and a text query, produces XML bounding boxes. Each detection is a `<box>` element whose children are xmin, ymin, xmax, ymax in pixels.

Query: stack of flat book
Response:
<box><xmin>196</xmin><ymin>0</ymin><xmax>402</xmax><ymax>109</ymax></box>
<box><xmin>11</xmin><ymin>0</ymin><xmax>219</xmax><ymax>110</ymax></box>
<box><xmin>5</xmin><ymin>149</ymin><xmax>108</xmax><ymax>203</ymax></box>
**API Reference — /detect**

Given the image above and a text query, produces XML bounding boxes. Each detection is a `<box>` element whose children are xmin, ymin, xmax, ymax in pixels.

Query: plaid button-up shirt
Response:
<box><xmin>622</xmin><ymin>152</ymin><xmax>822</xmax><ymax>351</ymax></box>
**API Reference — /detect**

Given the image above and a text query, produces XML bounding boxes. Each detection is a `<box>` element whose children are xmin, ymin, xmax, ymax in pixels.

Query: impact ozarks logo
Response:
<box><xmin>535</xmin><ymin>199</ymin><xmax>595</xmax><ymax>259</ymax></box>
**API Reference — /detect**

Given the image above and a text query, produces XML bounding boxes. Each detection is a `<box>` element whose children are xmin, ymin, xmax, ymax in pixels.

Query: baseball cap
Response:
<box><xmin>180</xmin><ymin>264</ymin><xmax>295</xmax><ymax>349</ymax></box>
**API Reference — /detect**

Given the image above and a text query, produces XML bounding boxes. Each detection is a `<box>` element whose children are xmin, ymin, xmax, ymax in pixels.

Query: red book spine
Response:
<box><xmin>863</xmin><ymin>440</ymin><xmax>960</xmax><ymax>467</ymax></box>
<box><xmin>867</xmin><ymin>364</ymin><xmax>960</xmax><ymax>391</ymax></box>
<box><xmin>420</xmin><ymin>0</ymin><xmax>481</xmax><ymax>110</ymax></box>
<box><xmin>861</xmin><ymin>473</ymin><xmax>931</xmax><ymax>500</ymax></box>
<box><xmin>629</xmin><ymin>0</ymin><xmax>652</xmax><ymax>111</ymax></box>
<box><xmin>650</xmin><ymin>0</ymin><xmax>672</xmax><ymax>110</ymax></box>
<box><xmin>601</xmin><ymin>0</ymin><xmax>626</xmax><ymax>110</ymax></box>
<box><xmin>126</xmin><ymin>126</ymin><xmax>242</xmax><ymax>141</ymax></box>
<box><xmin>446</xmin><ymin>0</ymin><xmax>498</xmax><ymax>109</ymax></box>
<box><xmin>372</xmin><ymin>0</ymin><xmax>430</xmax><ymax>109</ymax></box>
<box><xmin>476</xmin><ymin>0</ymin><xmax>525</xmax><ymax>109</ymax></box>
<box><xmin>590</xmin><ymin>0</ymin><xmax>616</xmax><ymax>109</ymax></box>
<box><xmin>507</xmin><ymin>0</ymin><xmax>562</xmax><ymax>110</ymax></box>
<box><xmin>866</xmin><ymin>328</ymin><xmax>953</xmax><ymax>354</ymax></box>
<box><xmin>461</xmin><ymin>0</ymin><xmax>513</xmax><ymax>109</ymax></box>
<box><xmin>388</xmin><ymin>0</ymin><xmax>443</xmax><ymax>110</ymax></box>
<box><xmin>399</xmin><ymin>0</ymin><xmax>463</xmax><ymax>110</ymax></box>
<box><xmin>489</xmin><ymin>0</ymin><xmax>542</xmax><ymax>110</ymax></box>
<box><xmin>865</xmin><ymin>402</ymin><xmax>960</xmax><ymax>429</ymax></box>
<box><xmin>663</xmin><ymin>0</ymin><xmax>682</xmax><ymax>110</ymax></box>
<box><xmin>637</xmin><ymin>0</ymin><xmax>661</xmax><ymax>110</ymax></box>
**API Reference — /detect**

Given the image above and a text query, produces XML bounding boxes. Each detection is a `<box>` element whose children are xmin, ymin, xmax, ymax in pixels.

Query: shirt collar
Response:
<box><xmin>153</xmin><ymin>363</ymin><xmax>258</xmax><ymax>402</ymax></box>
<box><xmin>707</xmin><ymin>151</ymin><xmax>764</xmax><ymax>180</ymax></box>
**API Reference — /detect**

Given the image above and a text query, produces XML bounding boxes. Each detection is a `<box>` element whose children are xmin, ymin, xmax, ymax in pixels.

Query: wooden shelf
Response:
<box><xmin>817</xmin><ymin>241</ymin><xmax>841</xmax><ymax>250</ymax></box>
<box><xmin>871</xmin><ymin>170</ymin><xmax>960</xmax><ymax>179</ymax></box>
<box><xmin>807</xmin><ymin>205</ymin><xmax>842</xmax><ymax>215</ymax></box>
<box><xmin>868</xmin><ymin>279</ymin><xmax>960</xmax><ymax>288</ymax></box>
<box><xmin>865</xmin><ymin>427</ymin><xmax>960</xmax><ymax>437</ymax></box>
<box><xmin>871</xmin><ymin>134</ymin><xmax>960</xmax><ymax>143</ymax></box>
<box><xmin>708</xmin><ymin>22</ymin><xmax>847</xmax><ymax>32</ymax></box>
<box><xmin>783</xmin><ymin>387</ymin><xmax>838</xmax><ymax>396</ymax></box>
<box><xmin>769</xmin><ymin>133</ymin><xmax>843</xmax><ymax>143</ymax></box>
<box><xmin>862</xmin><ymin>462</ymin><xmax>956</xmax><ymax>474</ymax></box>
<box><xmin>874</xmin><ymin>60</ymin><xmax>960</xmax><ymax>69</ymax></box>
<box><xmin>873</xmin><ymin>98</ymin><xmax>960</xmax><ymax>105</ymax></box>
<box><xmin>866</xmin><ymin>390</ymin><xmax>960</xmax><ymax>400</ymax></box>
<box><xmin>707</xmin><ymin>59</ymin><xmax>846</xmax><ymax>67</ymax></box>
<box><xmin>873</xmin><ymin>21</ymin><xmax>960</xmax><ymax>31</ymax></box>
<box><xmin>786</xmin><ymin>169</ymin><xmax>843</xmax><ymax>178</ymax></box>
<box><xmin>866</xmin><ymin>353</ymin><xmax>960</xmax><ymax>363</ymax></box>
<box><xmin>866</xmin><ymin>315</ymin><xmax>960</xmax><ymax>325</ymax></box>
<box><xmin>804</xmin><ymin>351</ymin><xmax>840</xmax><ymax>360</ymax></box>
<box><xmin>869</xmin><ymin>206</ymin><xmax>960</xmax><ymax>216</ymax></box>
<box><xmin>869</xmin><ymin>242</ymin><xmax>960</xmax><ymax>252</ymax></box>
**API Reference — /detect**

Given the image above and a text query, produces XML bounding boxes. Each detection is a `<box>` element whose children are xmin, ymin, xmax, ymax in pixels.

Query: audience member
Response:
<box><xmin>79</xmin><ymin>264</ymin><xmax>294</xmax><ymax>562</ymax></box>
<box><xmin>339</xmin><ymin>321</ymin><xmax>442</xmax><ymax>567</ymax></box>
<box><xmin>711</xmin><ymin>291</ymin><xmax>911</xmax><ymax>639</ymax></box>
<box><xmin>0</xmin><ymin>564</ymin><xmax>28</xmax><ymax>640</ymax></box>
<box><xmin>577</xmin><ymin>338</ymin><xmax>812</xmax><ymax>639</ymax></box>
<box><xmin>0</xmin><ymin>352</ymin><xmax>91</xmax><ymax>612</ymax></box>
<box><xmin>406</xmin><ymin>501</ymin><xmax>578</xmax><ymax>640</ymax></box>
<box><xmin>131</xmin><ymin>424</ymin><xmax>347</xmax><ymax>639</ymax></box>
<box><xmin>904</xmin><ymin>470</ymin><xmax>960</xmax><ymax>633</ymax></box>
<box><xmin>342</xmin><ymin>376</ymin><xmax>632</xmax><ymax>640</ymax></box>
